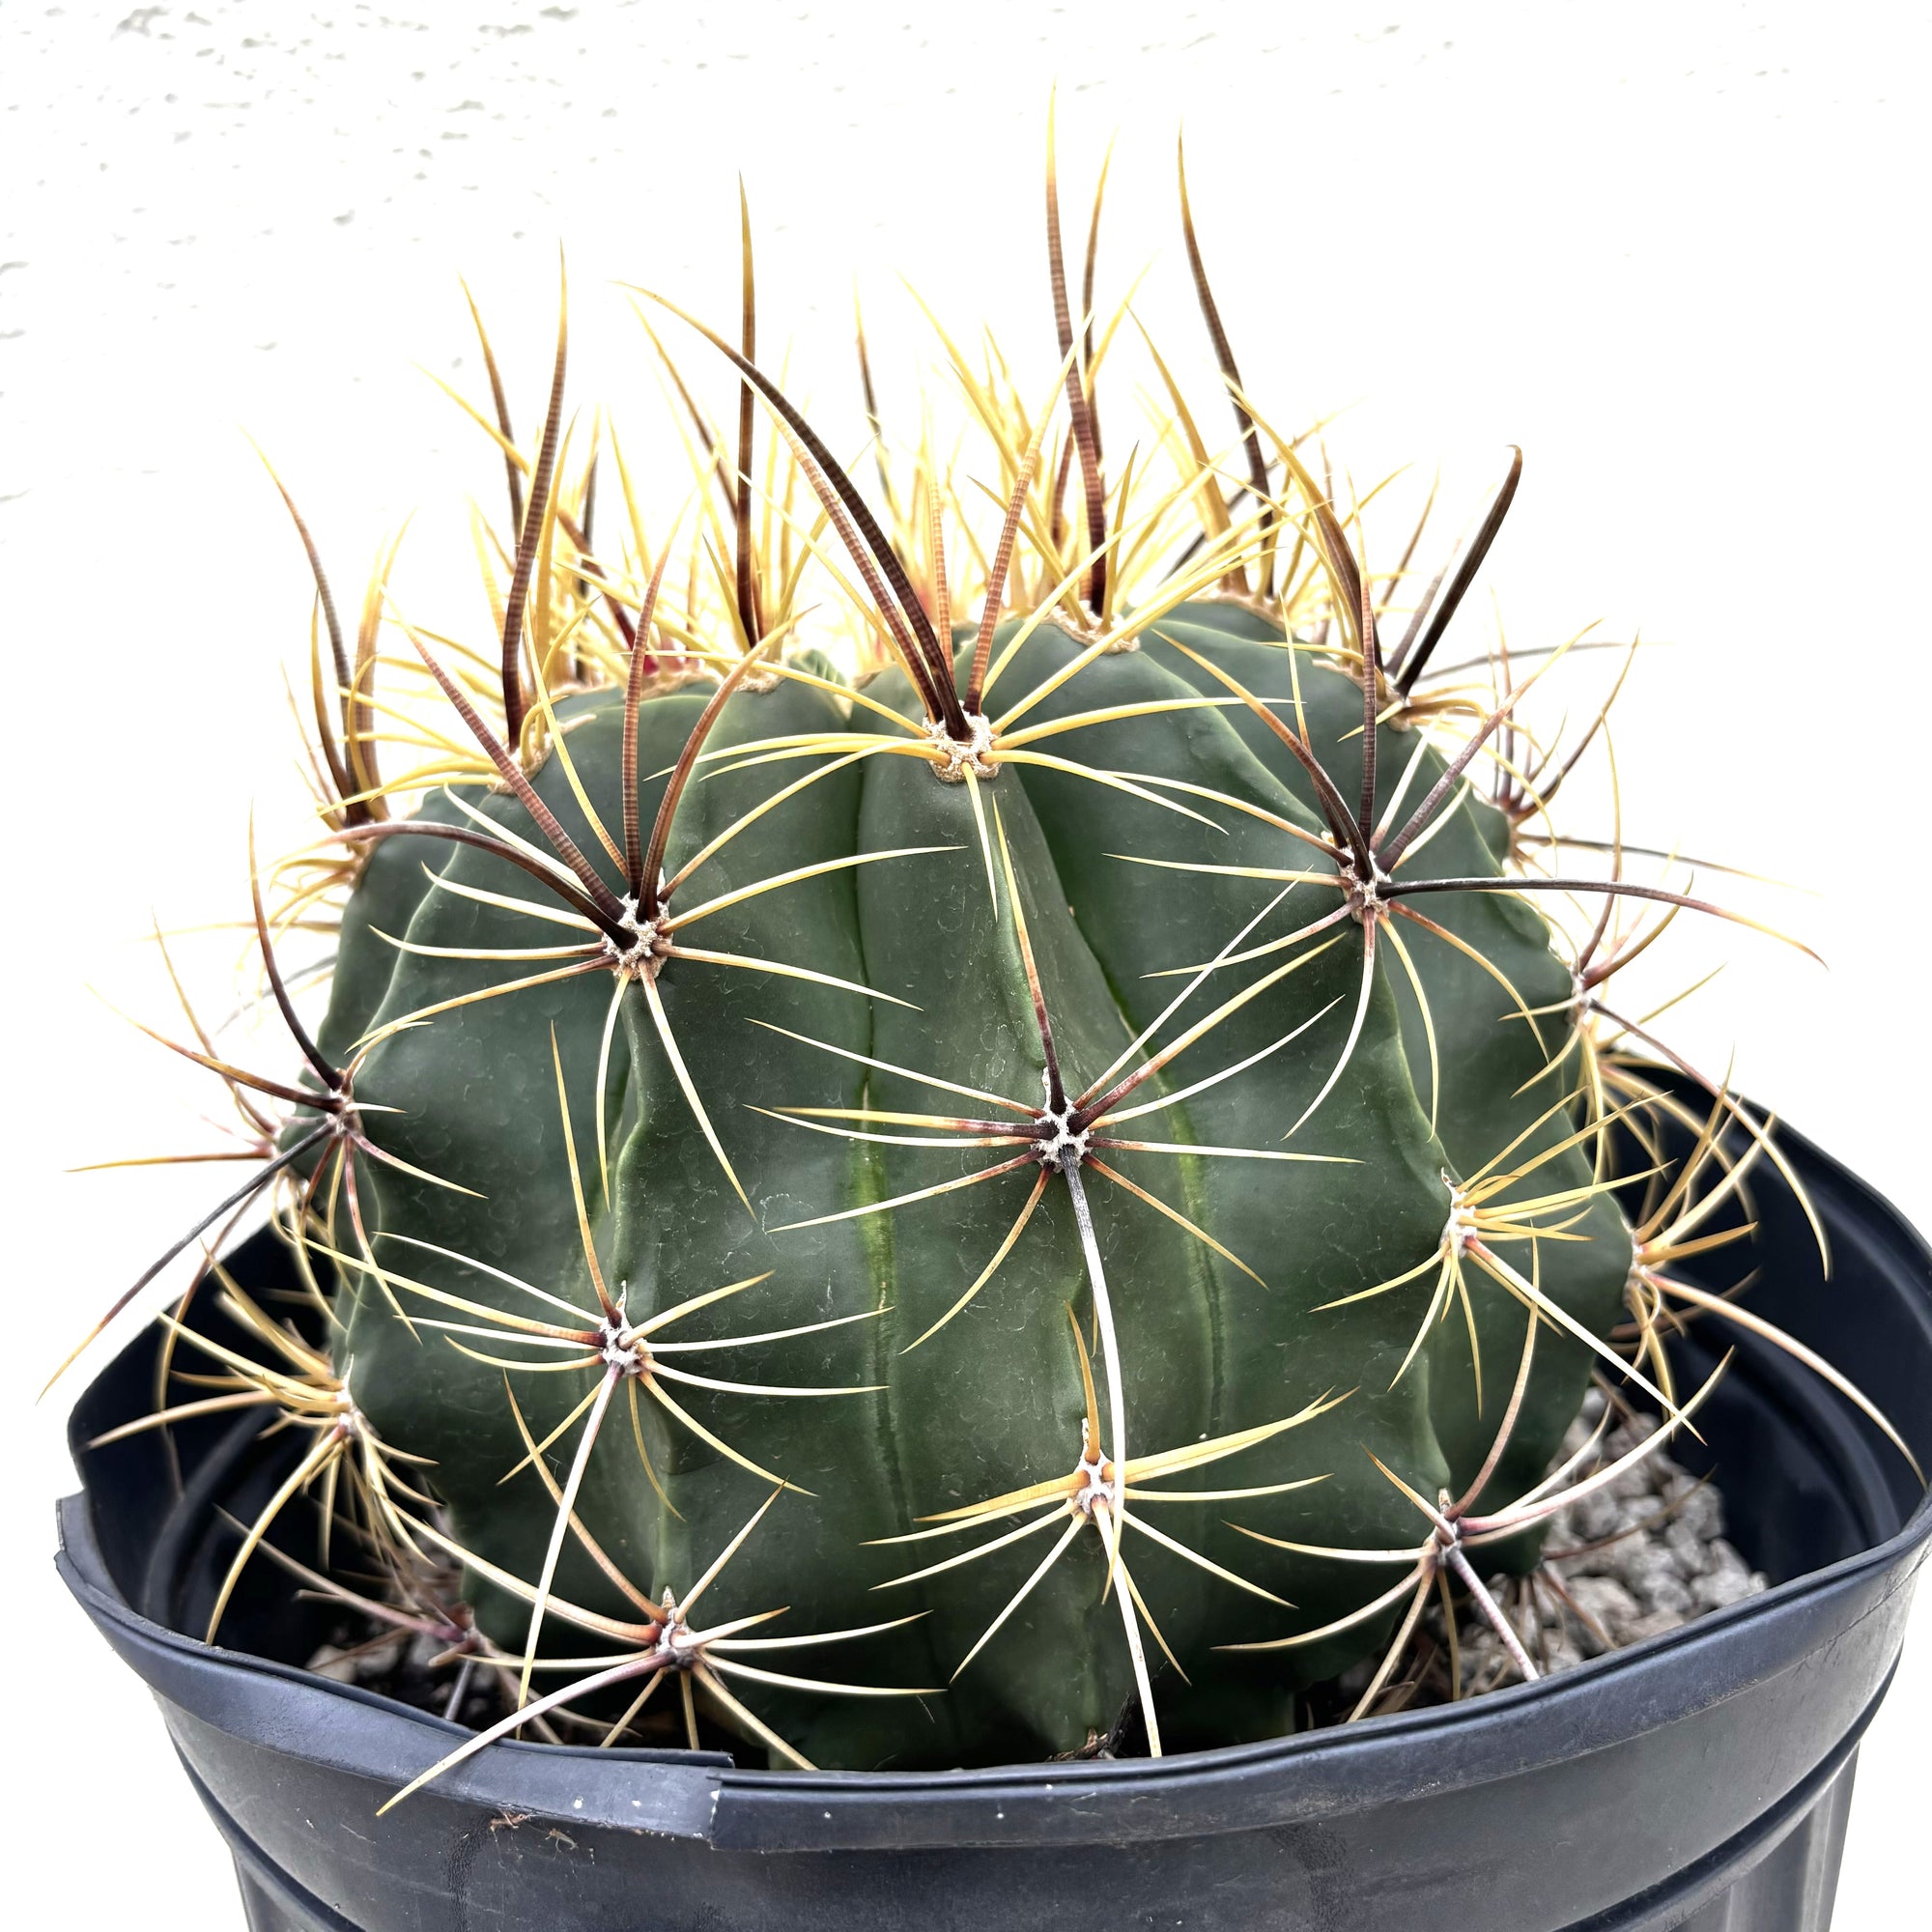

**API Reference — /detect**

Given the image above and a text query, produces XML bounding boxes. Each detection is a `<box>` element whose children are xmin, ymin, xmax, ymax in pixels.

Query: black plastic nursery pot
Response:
<box><xmin>57</xmin><ymin>1091</ymin><xmax>1932</xmax><ymax>1932</ymax></box>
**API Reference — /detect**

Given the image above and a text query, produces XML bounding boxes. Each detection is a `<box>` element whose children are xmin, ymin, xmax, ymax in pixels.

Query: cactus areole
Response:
<box><xmin>78</xmin><ymin>138</ymin><xmax>1912</xmax><ymax>1794</ymax></box>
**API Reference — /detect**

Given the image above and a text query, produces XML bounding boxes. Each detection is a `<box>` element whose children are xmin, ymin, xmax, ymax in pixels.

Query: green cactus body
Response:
<box><xmin>307</xmin><ymin>584</ymin><xmax>1633</xmax><ymax>1767</ymax></box>
<box><xmin>1147</xmin><ymin>602</ymin><xmax>1632</xmax><ymax>1508</ymax></box>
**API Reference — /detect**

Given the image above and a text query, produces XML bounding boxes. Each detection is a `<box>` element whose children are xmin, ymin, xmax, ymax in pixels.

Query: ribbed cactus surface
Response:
<box><xmin>311</xmin><ymin>591</ymin><xmax>1630</xmax><ymax>1768</ymax></box>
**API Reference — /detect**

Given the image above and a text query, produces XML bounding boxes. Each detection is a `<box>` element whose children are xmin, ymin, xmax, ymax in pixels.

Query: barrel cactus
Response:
<box><xmin>77</xmin><ymin>133</ymin><xmax>1910</xmax><ymax>1789</ymax></box>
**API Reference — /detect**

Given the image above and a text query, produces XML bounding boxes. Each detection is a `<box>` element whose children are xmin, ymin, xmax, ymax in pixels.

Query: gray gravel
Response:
<box><xmin>1431</xmin><ymin>1391</ymin><xmax>1767</xmax><ymax>1693</ymax></box>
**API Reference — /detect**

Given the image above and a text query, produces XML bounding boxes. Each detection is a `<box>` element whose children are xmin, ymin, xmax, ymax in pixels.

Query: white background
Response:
<box><xmin>3</xmin><ymin>4</ymin><xmax>1926</xmax><ymax>1924</ymax></box>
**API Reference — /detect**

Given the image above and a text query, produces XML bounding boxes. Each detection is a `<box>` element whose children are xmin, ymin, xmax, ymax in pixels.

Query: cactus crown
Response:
<box><xmin>74</xmin><ymin>129</ymin><xmax>1917</xmax><ymax>1790</ymax></box>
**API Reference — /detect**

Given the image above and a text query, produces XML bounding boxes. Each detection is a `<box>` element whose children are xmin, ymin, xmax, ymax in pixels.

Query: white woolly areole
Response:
<box><xmin>924</xmin><ymin>710</ymin><xmax>998</xmax><ymax>781</ymax></box>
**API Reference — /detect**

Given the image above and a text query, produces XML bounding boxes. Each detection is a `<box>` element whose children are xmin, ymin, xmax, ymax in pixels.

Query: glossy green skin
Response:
<box><xmin>308</xmin><ymin>600</ymin><xmax>1631</xmax><ymax>1769</ymax></box>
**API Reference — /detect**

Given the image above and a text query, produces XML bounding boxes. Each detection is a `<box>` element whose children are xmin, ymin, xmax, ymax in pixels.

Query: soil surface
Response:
<box><xmin>1320</xmin><ymin>1389</ymin><xmax>1768</xmax><ymax>1719</ymax></box>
